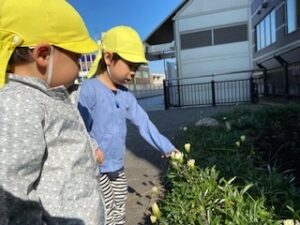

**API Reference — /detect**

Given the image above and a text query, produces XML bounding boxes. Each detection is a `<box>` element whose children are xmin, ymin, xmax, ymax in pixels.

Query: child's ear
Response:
<box><xmin>103</xmin><ymin>52</ymin><xmax>113</xmax><ymax>66</ymax></box>
<box><xmin>31</xmin><ymin>43</ymin><xmax>52</xmax><ymax>68</ymax></box>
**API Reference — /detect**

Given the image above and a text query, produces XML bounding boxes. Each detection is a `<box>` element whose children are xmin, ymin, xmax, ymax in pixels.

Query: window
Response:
<box><xmin>265</xmin><ymin>15</ymin><xmax>271</xmax><ymax>46</ymax></box>
<box><xmin>256</xmin><ymin>24</ymin><xmax>261</xmax><ymax>50</ymax></box>
<box><xmin>260</xmin><ymin>20</ymin><xmax>266</xmax><ymax>49</ymax></box>
<box><xmin>287</xmin><ymin>0</ymin><xmax>299</xmax><ymax>33</ymax></box>
<box><xmin>255</xmin><ymin>9</ymin><xmax>276</xmax><ymax>51</ymax></box>
<box><xmin>181</xmin><ymin>30</ymin><xmax>212</xmax><ymax>49</ymax></box>
<box><xmin>271</xmin><ymin>10</ymin><xmax>276</xmax><ymax>43</ymax></box>
<box><xmin>214</xmin><ymin>24</ymin><xmax>248</xmax><ymax>45</ymax></box>
<box><xmin>180</xmin><ymin>24</ymin><xmax>248</xmax><ymax>50</ymax></box>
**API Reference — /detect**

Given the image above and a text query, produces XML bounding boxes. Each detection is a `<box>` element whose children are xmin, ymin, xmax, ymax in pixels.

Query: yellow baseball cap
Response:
<box><xmin>0</xmin><ymin>0</ymin><xmax>99</xmax><ymax>87</ymax></box>
<box><xmin>88</xmin><ymin>26</ymin><xmax>147</xmax><ymax>77</ymax></box>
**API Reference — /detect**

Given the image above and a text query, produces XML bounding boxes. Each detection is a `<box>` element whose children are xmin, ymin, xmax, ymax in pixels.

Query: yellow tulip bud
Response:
<box><xmin>240</xmin><ymin>135</ymin><xmax>246</xmax><ymax>142</ymax></box>
<box><xmin>150</xmin><ymin>215</ymin><xmax>157</xmax><ymax>223</ymax></box>
<box><xmin>225</xmin><ymin>121</ymin><xmax>231</xmax><ymax>131</ymax></box>
<box><xmin>235</xmin><ymin>141</ymin><xmax>240</xmax><ymax>148</ymax></box>
<box><xmin>184</xmin><ymin>143</ymin><xmax>191</xmax><ymax>153</ymax></box>
<box><xmin>151</xmin><ymin>202</ymin><xmax>160</xmax><ymax>218</ymax></box>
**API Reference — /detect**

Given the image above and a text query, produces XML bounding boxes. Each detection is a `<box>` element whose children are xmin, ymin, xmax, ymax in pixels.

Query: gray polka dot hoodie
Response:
<box><xmin>0</xmin><ymin>74</ymin><xmax>106</xmax><ymax>225</ymax></box>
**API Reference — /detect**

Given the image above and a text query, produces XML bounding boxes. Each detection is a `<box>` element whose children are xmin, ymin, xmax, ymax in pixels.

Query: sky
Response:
<box><xmin>68</xmin><ymin>0</ymin><xmax>182</xmax><ymax>74</ymax></box>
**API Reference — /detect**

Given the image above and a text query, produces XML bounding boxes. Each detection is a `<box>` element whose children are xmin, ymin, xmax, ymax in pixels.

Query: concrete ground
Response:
<box><xmin>124</xmin><ymin>100</ymin><xmax>256</xmax><ymax>224</ymax></box>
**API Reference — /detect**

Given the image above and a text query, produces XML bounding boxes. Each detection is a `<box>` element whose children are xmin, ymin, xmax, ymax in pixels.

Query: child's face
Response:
<box><xmin>105</xmin><ymin>53</ymin><xmax>140</xmax><ymax>85</ymax></box>
<box><xmin>51</xmin><ymin>47</ymin><xmax>81</xmax><ymax>88</ymax></box>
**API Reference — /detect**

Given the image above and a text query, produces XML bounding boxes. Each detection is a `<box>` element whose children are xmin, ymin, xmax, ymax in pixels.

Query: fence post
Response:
<box><xmin>177</xmin><ymin>81</ymin><xmax>181</xmax><ymax>107</ymax></box>
<box><xmin>211</xmin><ymin>80</ymin><xmax>216</xmax><ymax>106</ymax></box>
<box><xmin>250</xmin><ymin>77</ymin><xmax>258</xmax><ymax>103</ymax></box>
<box><xmin>163</xmin><ymin>79</ymin><xmax>169</xmax><ymax>110</ymax></box>
<box><xmin>284</xmin><ymin>63</ymin><xmax>289</xmax><ymax>100</ymax></box>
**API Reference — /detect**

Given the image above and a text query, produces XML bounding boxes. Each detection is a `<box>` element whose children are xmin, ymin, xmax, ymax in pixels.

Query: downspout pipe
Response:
<box><xmin>274</xmin><ymin>55</ymin><xmax>289</xmax><ymax>98</ymax></box>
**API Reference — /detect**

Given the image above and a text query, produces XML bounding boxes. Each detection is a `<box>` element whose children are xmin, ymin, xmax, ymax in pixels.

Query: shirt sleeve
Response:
<box><xmin>0</xmin><ymin>94</ymin><xmax>47</xmax><ymax>224</ymax></box>
<box><xmin>127</xmin><ymin>93</ymin><xmax>175</xmax><ymax>154</ymax></box>
<box><xmin>78</xmin><ymin>82</ymin><xmax>96</xmax><ymax>132</ymax></box>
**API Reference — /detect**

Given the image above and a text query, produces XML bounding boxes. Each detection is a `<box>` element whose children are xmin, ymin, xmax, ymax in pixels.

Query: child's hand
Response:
<box><xmin>163</xmin><ymin>149</ymin><xmax>180</xmax><ymax>159</ymax></box>
<box><xmin>95</xmin><ymin>149</ymin><xmax>104</xmax><ymax>164</ymax></box>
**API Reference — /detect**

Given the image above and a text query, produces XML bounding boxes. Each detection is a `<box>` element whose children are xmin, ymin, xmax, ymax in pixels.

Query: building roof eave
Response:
<box><xmin>144</xmin><ymin>0</ymin><xmax>189</xmax><ymax>45</ymax></box>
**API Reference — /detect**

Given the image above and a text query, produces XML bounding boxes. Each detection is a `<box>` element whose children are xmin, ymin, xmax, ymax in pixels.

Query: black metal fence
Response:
<box><xmin>163</xmin><ymin>70</ymin><xmax>265</xmax><ymax>109</ymax></box>
<box><xmin>127</xmin><ymin>84</ymin><xmax>163</xmax><ymax>99</ymax></box>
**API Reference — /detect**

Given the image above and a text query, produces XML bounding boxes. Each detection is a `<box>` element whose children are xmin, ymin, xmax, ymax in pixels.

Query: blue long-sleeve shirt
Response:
<box><xmin>78</xmin><ymin>78</ymin><xmax>175</xmax><ymax>173</ymax></box>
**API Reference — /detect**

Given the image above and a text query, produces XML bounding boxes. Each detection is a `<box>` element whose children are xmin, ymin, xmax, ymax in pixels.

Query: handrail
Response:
<box><xmin>165</xmin><ymin>69</ymin><xmax>264</xmax><ymax>82</ymax></box>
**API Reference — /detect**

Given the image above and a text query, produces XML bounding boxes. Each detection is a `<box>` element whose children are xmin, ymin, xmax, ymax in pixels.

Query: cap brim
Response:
<box><xmin>56</xmin><ymin>37</ymin><xmax>99</xmax><ymax>54</ymax></box>
<box><xmin>118</xmin><ymin>52</ymin><xmax>148</xmax><ymax>64</ymax></box>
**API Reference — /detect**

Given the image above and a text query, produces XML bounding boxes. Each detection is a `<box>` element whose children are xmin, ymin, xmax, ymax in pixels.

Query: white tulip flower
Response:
<box><xmin>152</xmin><ymin>186</ymin><xmax>159</xmax><ymax>195</ymax></box>
<box><xmin>187</xmin><ymin>159</ymin><xmax>195</xmax><ymax>169</ymax></box>
<box><xmin>283</xmin><ymin>219</ymin><xmax>295</xmax><ymax>225</ymax></box>
<box><xmin>171</xmin><ymin>151</ymin><xmax>184</xmax><ymax>164</ymax></box>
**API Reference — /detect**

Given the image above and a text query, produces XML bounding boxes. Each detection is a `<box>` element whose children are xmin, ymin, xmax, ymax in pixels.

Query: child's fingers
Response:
<box><xmin>162</xmin><ymin>148</ymin><xmax>179</xmax><ymax>159</ymax></box>
<box><xmin>95</xmin><ymin>149</ymin><xmax>104</xmax><ymax>164</ymax></box>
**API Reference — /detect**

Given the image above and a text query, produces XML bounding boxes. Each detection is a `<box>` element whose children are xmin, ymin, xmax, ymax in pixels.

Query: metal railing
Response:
<box><xmin>127</xmin><ymin>83</ymin><xmax>164</xmax><ymax>99</ymax></box>
<box><xmin>163</xmin><ymin>70</ymin><xmax>265</xmax><ymax>109</ymax></box>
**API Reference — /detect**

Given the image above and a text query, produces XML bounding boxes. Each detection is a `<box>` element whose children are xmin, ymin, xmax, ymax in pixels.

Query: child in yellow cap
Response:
<box><xmin>78</xmin><ymin>25</ymin><xmax>178</xmax><ymax>225</ymax></box>
<box><xmin>0</xmin><ymin>0</ymin><xmax>105</xmax><ymax>224</ymax></box>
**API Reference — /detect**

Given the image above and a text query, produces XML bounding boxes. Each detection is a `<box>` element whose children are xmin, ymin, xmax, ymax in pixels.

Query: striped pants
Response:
<box><xmin>99</xmin><ymin>171</ymin><xmax>128</xmax><ymax>225</ymax></box>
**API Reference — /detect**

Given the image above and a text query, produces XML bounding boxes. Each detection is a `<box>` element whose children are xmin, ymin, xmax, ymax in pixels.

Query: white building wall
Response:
<box><xmin>179</xmin><ymin>0</ymin><xmax>248</xmax><ymax>17</ymax></box>
<box><xmin>178</xmin><ymin>7</ymin><xmax>249</xmax><ymax>32</ymax></box>
<box><xmin>181</xmin><ymin>42</ymin><xmax>250</xmax><ymax>82</ymax></box>
<box><xmin>171</xmin><ymin>0</ymin><xmax>252</xmax><ymax>105</ymax></box>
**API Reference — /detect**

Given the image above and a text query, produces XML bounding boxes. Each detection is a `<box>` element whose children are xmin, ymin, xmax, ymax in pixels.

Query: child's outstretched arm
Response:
<box><xmin>127</xmin><ymin>93</ymin><xmax>176</xmax><ymax>156</ymax></box>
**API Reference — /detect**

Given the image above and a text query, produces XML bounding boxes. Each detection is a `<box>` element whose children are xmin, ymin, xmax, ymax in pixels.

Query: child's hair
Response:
<box><xmin>8</xmin><ymin>48</ymin><xmax>33</xmax><ymax>67</ymax></box>
<box><xmin>98</xmin><ymin>53</ymin><xmax>142</xmax><ymax>74</ymax></box>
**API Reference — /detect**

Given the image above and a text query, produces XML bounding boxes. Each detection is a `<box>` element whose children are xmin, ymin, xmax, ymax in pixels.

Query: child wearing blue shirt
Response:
<box><xmin>78</xmin><ymin>26</ymin><xmax>178</xmax><ymax>225</ymax></box>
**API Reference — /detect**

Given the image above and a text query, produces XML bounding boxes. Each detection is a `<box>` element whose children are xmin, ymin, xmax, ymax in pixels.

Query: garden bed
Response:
<box><xmin>149</xmin><ymin>104</ymin><xmax>300</xmax><ymax>224</ymax></box>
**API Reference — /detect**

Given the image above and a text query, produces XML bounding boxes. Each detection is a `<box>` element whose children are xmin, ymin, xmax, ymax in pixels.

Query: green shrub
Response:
<box><xmin>154</xmin><ymin>105</ymin><xmax>300</xmax><ymax>224</ymax></box>
<box><xmin>158</xmin><ymin>160</ymin><xmax>279</xmax><ymax>225</ymax></box>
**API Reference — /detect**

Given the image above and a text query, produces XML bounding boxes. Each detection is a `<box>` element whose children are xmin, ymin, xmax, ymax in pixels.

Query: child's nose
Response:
<box><xmin>128</xmin><ymin>72</ymin><xmax>135</xmax><ymax>80</ymax></box>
